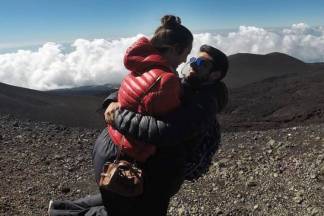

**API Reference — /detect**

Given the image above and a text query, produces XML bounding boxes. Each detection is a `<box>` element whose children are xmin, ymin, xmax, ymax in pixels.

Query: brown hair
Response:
<box><xmin>151</xmin><ymin>15</ymin><xmax>193</xmax><ymax>54</ymax></box>
<box><xmin>200</xmin><ymin>45</ymin><xmax>229</xmax><ymax>80</ymax></box>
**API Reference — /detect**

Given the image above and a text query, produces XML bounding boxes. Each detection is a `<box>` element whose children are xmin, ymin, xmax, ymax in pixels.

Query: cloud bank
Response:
<box><xmin>1</xmin><ymin>23</ymin><xmax>324</xmax><ymax>90</ymax></box>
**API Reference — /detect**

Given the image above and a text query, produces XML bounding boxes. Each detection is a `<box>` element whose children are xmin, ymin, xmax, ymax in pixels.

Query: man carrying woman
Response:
<box><xmin>49</xmin><ymin>14</ymin><xmax>228</xmax><ymax>216</ymax></box>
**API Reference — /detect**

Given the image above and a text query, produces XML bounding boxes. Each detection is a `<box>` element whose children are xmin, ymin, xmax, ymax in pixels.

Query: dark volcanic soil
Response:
<box><xmin>0</xmin><ymin>82</ymin><xmax>105</xmax><ymax>129</ymax></box>
<box><xmin>1</xmin><ymin>53</ymin><xmax>324</xmax><ymax>215</ymax></box>
<box><xmin>1</xmin><ymin>114</ymin><xmax>323</xmax><ymax>216</ymax></box>
<box><xmin>0</xmin><ymin>114</ymin><xmax>100</xmax><ymax>216</ymax></box>
<box><xmin>224</xmin><ymin>52</ymin><xmax>310</xmax><ymax>88</ymax></box>
<box><xmin>221</xmin><ymin>69</ymin><xmax>324</xmax><ymax>132</ymax></box>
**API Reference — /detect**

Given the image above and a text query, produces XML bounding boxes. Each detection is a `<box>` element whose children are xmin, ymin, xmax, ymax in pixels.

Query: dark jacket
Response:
<box><xmin>107</xmin><ymin>80</ymin><xmax>228</xmax><ymax>180</ymax></box>
<box><xmin>112</xmin><ymin>81</ymin><xmax>228</xmax><ymax>145</ymax></box>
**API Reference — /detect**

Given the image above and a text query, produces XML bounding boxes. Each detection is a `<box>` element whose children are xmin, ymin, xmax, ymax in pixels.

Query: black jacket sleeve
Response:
<box><xmin>113</xmin><ymin>81</ymin><xmax>228</xmax><ymax>146</ymax></box>
<box><xmin>101</xmin><ymin>91</ymin><xmax>118</xmax><ymax>109</ymax></box>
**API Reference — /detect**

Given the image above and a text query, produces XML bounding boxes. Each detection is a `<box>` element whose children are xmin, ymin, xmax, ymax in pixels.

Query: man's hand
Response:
<box><xmin>104</xmin><ymin>102</ymin><xmax>120</xmax><ymax>125</ymax></box>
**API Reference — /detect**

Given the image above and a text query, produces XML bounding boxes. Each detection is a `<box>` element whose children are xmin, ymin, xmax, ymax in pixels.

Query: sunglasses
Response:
<box><xmin>189</xmin><ymin>57</ymin><xmax>214</xmax><ymax>69</ymax></box>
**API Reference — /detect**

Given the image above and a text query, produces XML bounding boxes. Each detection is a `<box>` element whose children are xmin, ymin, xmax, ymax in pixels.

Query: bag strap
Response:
<box><xmin>132</xmin><ymin>66</ymin><xmax>167</xmax><ymax>106</ymax></box>
<box><xmin>136</xmin><ymin>74</ymin><xmax>162</xmax><ymax>106</ymax></box>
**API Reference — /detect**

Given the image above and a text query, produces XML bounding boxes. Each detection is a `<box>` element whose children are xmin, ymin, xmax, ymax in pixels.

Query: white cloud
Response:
<box><xmin>0</xmin><ymin>34</ymin><xmax>144</xmax><ymax>90</ymax></box>
<box><xmin>192</xmin><ymin>23</ymin><xmax>324</xmax><ymax>63</ymax></box>
<box><xmin>1</xmin><ymin>23</ymin><xmax>324</xmax><ymax>90</ymax></box>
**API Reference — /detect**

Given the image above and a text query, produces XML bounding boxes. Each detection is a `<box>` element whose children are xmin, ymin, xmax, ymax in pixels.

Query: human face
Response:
<box><xmin>188</xmin><ymin>51</ymin><xmax>214</xmax><ymax>80</ymax></box>
<box><xmin>184</xmin><ymin>51</ymin><xmax>221</xmax><ymax>85</ymax></box>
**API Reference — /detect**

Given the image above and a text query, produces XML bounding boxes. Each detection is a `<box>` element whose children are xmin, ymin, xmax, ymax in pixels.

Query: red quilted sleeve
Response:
<box><xmin>142</xmin><ymin>72</ymin><xmax>181</xmax><ymax>115</ymax></box>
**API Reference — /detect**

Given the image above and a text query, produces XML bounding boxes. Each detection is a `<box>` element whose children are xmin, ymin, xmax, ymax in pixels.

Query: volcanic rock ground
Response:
<box><xmin>1</xmin><ymin>114</ymin><xmax>323</xmax><ymax>216</ymax></box>
<box><xmin>1</xmin><ymin>53</ymin><xmax>323</xmax><ymax>215</ymax></box>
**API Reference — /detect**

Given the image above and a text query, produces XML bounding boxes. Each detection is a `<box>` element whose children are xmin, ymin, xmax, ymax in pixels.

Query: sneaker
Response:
<box><xmin>48</xmin><ymin>200</ymin><xmax>53</xmax><ymax>216</ymax></box>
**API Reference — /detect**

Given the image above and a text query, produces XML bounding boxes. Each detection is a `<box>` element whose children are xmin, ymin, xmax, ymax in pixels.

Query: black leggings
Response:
<box><xmin>92</xmin><ymin>129</ymin><xmax>186</xmax><ymax>216</ymax></box>
<box><xmin>48</xmin><ymin>194</ymin><xmax>108</xmax><ymax>216</ymax></box>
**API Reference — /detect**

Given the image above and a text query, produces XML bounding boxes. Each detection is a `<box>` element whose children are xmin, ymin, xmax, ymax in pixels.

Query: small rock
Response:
<box><xmin>246</xmin><ymin>179</ymin><xmax>258</xmax><ymax>187</ymax></box>
<box><xmin>218</xmin><ymin>159</ymin><xmax>229</xmax><ymax>168</ymax></box>
<box><xmin>76</xmin><ymin>156</ymin><xmax>84</xmax><ymax>162</ymax></box>
<box><xmin>267</xmin><ymin>139</ymin><xmax>275</xmax><ymax>147</ymax></box>
<box><xmin>169</xmin><ymin>207</ymin><xmax>174</xmax><ymax>213</ymax></box>
<box><xmin>68</xmin><ymin>167</ymin><xmax>75</xmax><ymax>172</ymax></box>
<box><xmin>318</xmin><ymin>165</ymin><xmax>324</xmax><ymax>181</ymax></box>
<box><xmin>311</xmin><ymin>207</ymin><xmax>320</xmax><ymax>216</ymax></box>
<box><xmin>310</xmin><ymin>173</ymin><xmax>317</xmax><ymax>179</ymax></box>
<box><xmin>53</xmin><ymin>154</ymin><xmax>64</xmax><ymax>160</ymax></box>
<box><xmin>26</xmin><ymin>186</ymin><xmax>33</xmax><ymax>192</ymax></box>
<box><xmin>61</xmin><ymin>187</ymin><xmax>71</xmax><ymax>194</ymax></box>
<box><xmin>316</xmin><ymin>155</ymin><xmax>324</xmax><ymax>164</ymax></box>
<box><xmin>293</xmin><ymin>196</ymin><xmax>303</xmax><ymax>204</ymax></box>
<box><xmin>319</xmin><ymin>164</ymin><xmax>324</xmax><ymax>172</ymax></box>
<box><xmin>215</xmin><ymin>207</ymin><xmax>223</xmax><ymax>215</ymax></box>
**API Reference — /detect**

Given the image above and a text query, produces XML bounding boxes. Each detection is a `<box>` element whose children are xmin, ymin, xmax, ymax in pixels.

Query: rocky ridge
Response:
<box><xmin>0</xmin><ymin>114</ymin><xmax>323</xmax><ymax>215</ymax></box>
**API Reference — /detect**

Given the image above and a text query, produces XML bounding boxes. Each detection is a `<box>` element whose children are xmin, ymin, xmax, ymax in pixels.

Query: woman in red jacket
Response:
<box><xmin>101</xmin><ymin>15</ymin><xmax>193</xmax><ymax>216</ymax></box>
<box><xmin>108</xmin><ymin>15</ymin><xmax>193</xmax><ymax>162</ymax></box>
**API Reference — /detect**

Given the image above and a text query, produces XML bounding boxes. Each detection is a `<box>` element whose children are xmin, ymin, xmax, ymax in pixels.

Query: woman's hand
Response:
<box><xmin>104</xmin><ymin>102</ymin><xmax>120</xmax><ymax>125</ymax></box>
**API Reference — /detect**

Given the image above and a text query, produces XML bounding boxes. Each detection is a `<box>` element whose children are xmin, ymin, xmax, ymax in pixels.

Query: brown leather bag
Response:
<box><xmin>99</xmin><ymin>159</ymin><xmax>143</xmax><ymax>197</ymax></box>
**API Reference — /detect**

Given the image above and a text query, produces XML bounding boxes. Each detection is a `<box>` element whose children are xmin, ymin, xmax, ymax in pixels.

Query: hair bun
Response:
<box><xmin>161</xmin><ymin>15</ymin><xmax>181</xmax><ymax>28</ymax></box>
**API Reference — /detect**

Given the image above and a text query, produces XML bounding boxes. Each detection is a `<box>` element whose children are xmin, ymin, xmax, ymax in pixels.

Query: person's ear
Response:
<box><xmin>174</xmin><ymin>45</ymin><xmax>184</xmax><ymax>55</ymax></box>
<box><xmin>164</xmin><ymin>46</ymin><xmax>176</xmax><ymax>57</ymax></box>
<box><xmin>209</xmin><ymin>71</ymin><xmax>222</xmax><ymax>81</ymax></box>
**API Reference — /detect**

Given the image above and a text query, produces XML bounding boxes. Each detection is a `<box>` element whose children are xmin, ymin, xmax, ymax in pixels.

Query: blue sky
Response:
<box><xmin>1</xmin><ymin>0</ymin><xmax>324</xmax><ymax>89</ymax></box>
<box><xmin>0</xmin><ymin>0</ymin><xmax>324</xmax><ymax>48</ymax></box>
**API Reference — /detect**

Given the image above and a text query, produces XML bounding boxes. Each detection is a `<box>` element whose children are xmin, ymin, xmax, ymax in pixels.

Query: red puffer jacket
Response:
<box><xmin>108</xmin><ymin>37</ymin><xmax>182</xmax><ymax>162</ymax></box>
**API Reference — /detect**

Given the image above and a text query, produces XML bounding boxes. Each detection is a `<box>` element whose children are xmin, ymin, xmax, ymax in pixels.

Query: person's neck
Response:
<box><xmin>161</xmin><ymin>52</ymin><xmax>178</xmax><ymax>70</ymax></box>
<box><xmin>200</xmin><ymin>79</ymin><xmax>217</xmax><ymax>86</ymax></box>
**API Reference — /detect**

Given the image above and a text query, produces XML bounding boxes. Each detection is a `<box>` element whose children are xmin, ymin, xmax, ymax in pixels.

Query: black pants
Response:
<box><xmin>101</xmin><ymin>189</ymin><xmax>170</xmax><ymax>216</ymax></box>
<box><xmin>48</xmin><ymin>194</ymin><xmax>108</xmax><ymax>216</ymax></box>
<box><xmin>99</xmin><ymin>151</ymin><xmax>185</xmax><ymax>216</ymax></box>
<box><xmin>49</xmin><ymin>177</ymin><xmax>182</xmax><ymax>216</ymax></box>
<box><xmin>91</xmin><ymin>129</ymin><xmax>185</xmax><ymax>216</ymax></box>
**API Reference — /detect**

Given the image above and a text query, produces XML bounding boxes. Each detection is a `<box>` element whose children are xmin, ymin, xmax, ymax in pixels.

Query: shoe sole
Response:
<box><xmin>48</xmin><ymin>200</ymin><xmax>53</xmax><ymax>216</ymax></box>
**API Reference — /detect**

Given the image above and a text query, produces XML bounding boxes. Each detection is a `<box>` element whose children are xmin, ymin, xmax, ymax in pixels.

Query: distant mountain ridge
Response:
<box><xmin>221</xmin><ymin>68</ymin><xmax>324</xmax><ymax>130</ymax></box>
<box><xmin>1</xmin><ymin>52</ymin><xmax>323</xmax><ymax>130</ymax></box>
<box><xmin>47</xmin><ymin>83</ymin><xmax>119</xmax><ymax>96</ymax></box>
<box><xmin>0</xmin><ymin>82</ymin><xmax>104</xmax><ymax>128</ymax></box>
<box><xmin>225</xmin><ymin>52</ymin><xmax>312</xmax><ymax>88</ymax></box>
<box><xmin>44</xmin><ymin>52</ymin><xmax>321</xmax><ymax>93</ymax></box>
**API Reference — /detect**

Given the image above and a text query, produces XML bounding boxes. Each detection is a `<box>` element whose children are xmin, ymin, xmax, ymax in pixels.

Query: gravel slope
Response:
<box><xmin>0</xmin><ymin>114</ymin><xmax>323</xmax><ymax>216</ymax></box>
